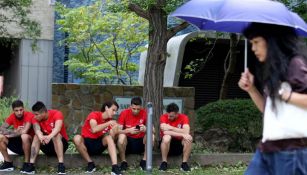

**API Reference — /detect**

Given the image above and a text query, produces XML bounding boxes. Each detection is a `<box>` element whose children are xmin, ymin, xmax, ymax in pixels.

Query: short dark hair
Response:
<box><xmin>101</xmin><ymin>100</ymin><xmax>119</xmax><ymax>112</ymax></box>
<box><xmin>166</xmin><ymin>103</ymin><xmax>179</xmax><ymax>113</ymax></box>
<box><xmin>12</xmin><ymin>100</ymin><xmax>24</xmax><ymax>109</ymax></box>
<box><xmin>32</xmin><ymin>101</ymin><xmax>47</xmax><ymax>112</ymax></box>
<box><xmin>131</xmin><ymin>97</ymin><xmax>142</xmax><ymax>106</ymax></box>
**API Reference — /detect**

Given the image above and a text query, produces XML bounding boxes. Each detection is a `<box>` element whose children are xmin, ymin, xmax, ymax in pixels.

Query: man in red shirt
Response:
<box><xmin>23</xmin><ymin>101</ymin><xmax>68</xmax><ymax>175</ymax></box>
<box><xmin>73</xmin><ymin>100</ymin><xmax>122</xmax><ymax>175</ymax></box>
<box><xmin>159</xmin><ymin>103</ymin><xmax>193</xmax><ymax>172</ymax></box>
<box><xmin>0</xmin><ymin>100</ymin><xmax>34</xmax><ymax>172</ymax></box>
<box><xmin>117</xmin><ymin>97</ymin><xmax>153</xmax><ymax>171</ymax></box>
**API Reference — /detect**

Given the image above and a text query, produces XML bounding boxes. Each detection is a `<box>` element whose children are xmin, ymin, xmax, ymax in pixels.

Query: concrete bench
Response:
<box><xmin>9</xmin><ymin>153</ymin><xmax>253</xmax><ymax>169</ymax></box>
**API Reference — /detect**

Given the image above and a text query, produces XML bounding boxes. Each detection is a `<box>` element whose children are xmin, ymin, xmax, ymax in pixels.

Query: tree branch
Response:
<box><xmin>167</xmin><ymin>22</ymin><xmax>190</xmax><ymax>40</ymax></box>
<box><xmin>128</xmin><ymin>3</ymin><xmax>149</xmax><ymax>20</ymax></box>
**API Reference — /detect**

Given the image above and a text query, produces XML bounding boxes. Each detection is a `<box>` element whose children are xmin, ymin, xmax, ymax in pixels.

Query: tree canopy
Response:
<box><xmin>56</xmin><ymin>0</ymin><xmax>148</xmax><ymax>84</ymax></box>
<box><xmin>0</xmin><ymin>0</ymin><xmax>41</xmax><ymax>40</ymax></box>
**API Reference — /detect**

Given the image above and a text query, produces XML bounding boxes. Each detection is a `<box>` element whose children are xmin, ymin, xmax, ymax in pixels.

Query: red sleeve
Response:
<box><xmin>24</xmin><ymin>112</ymin><xmax>34</xmax><ymax>123</ymax></box>
<box><xmin>53</xmin><ymin>111</ymin><xmax>64</xmax><ymax>121</ymax></box>
<box><xmin>160</xmin><ymin>114</ymin><xmax>168</xmax><ymax>124</ymax></box>
<box><xmin>5</xmin><ymin>114</ymin><xmax>14</xmax><ymax>125</ymax></box>
<box><xmin>31</xmin><ymin>117</ymin><xmax>38</xmax><ymax>124</ymax></box>
<box><xmin>117</xmin><ymin>110</ymin><xmax>127</xmax><ymax>125</ymax></box>
<box><xmin>142</xmin><ymin>110</ymin><xmax>147</xmax><ymax>124</ymax></box>
<box><xmin>182</xmin><ymin>114</ymin><xmax>190</xmax><ymax>125</ymax></box>
<box><xmin>87</xmin><ymin>112</ymin><xmax>99</xmax><ymax>122</ymax></box>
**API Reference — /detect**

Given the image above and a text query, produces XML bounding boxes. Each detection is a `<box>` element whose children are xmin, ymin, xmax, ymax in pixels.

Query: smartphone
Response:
<box><xmin>135</xmin><ymin>125</ymin><xmax>140</xmax><ymax>130</ymax></box>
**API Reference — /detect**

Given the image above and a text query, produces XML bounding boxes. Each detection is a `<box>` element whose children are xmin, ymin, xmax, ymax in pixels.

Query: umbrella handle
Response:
<box><xmin>244</xmin><ymin>39</ymin><xmax>248</xmax><ymax>70</ymax></box>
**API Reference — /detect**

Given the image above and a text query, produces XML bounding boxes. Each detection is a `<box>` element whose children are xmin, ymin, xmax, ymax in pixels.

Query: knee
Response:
<box><xmin>52</xmin><ymin>133</ymin><xmax>62</xmax><ymax>142</ymax></box>
<box><xmin>161</xmin><ymin>135</ymin><xmax>171</xmax><ymax>144</ymax></box>
<box><xmin>73</xmin><ymin>135</ymin><xmax>82</xmax><ymax>145</ymax></box>
<box><xmin>0</xmin><ymin>134</ymin><xmax>7</xmax><ymax>142</ymax></box>
<box><xmin>21</xmin><ymin>134</ymin><xmax>31</xmax><ymax>141</ymax></box>
<box><xmin>117</xmin><ymin>134</ymin><xmax>127</xmax><ymax>145</ymax></box>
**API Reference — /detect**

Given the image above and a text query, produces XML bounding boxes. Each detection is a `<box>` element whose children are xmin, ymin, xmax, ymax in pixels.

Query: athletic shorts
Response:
<box><xmin>8</xmin><ymin>137</ymin><xmax>24</xmax><ymax>155</ymax></box>
<box><xmin>126</xmin><ymin>137</ymin><xmax>145</xmax><ymax>154</ymax></box>
<box><xmin>40</xmin><ymin>137</ymin><xmax>68</xmax><ymax>156</ymax></box>
<box><xmin>160</xmin><ymin>138</ymin><xmax>183</xmax><ymax>156</ymax></box>
<box><xmin>84</xmin><ymin>137</ymin><xmax>107</xmax><ymax>155</ymax></box>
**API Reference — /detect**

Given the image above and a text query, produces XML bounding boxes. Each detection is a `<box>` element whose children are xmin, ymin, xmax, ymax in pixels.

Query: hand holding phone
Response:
<box><xmin>135</xmin><ymin>125</ymin><xmax>140</xmax><ymax>130</ymax></box>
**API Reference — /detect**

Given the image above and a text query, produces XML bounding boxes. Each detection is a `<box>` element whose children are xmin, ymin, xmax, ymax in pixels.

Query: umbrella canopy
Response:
<box><xmin>171</xmin><ymin>0</ymin><xmax>307</xmax><ymax>37</ymax></box>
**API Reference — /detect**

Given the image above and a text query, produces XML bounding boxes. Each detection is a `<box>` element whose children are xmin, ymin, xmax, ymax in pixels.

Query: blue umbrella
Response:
<box><xmin>171</xmin><ymin>0</ymin><xmax>307</xmax><ymax>68</ymax></box>
<box><xmin>171</xmin><ymin>0</ymin><xmax>307</xmax><ymax>36</ymax></box>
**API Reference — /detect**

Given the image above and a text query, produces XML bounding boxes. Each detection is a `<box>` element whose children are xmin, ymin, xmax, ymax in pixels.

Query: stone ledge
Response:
<box><xmin>10</xmin><ymin>153</ymin><xmax>253</xmax><ymax>168</ymax></box>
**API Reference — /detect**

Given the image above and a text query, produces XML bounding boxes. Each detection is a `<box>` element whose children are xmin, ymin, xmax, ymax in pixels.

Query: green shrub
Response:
<box><xmin>0</xmin><ymin>96</ymin><xmax>18</xmax><ymax>122</ymax></box>
<box><xmin>196</xmin><ymin>99</ymin><xmax>262</xmax><ymax>152</ymax></box>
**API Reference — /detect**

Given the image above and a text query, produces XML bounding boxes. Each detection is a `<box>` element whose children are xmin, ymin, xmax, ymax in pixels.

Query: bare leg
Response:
<box><xmin>73</xmin><ymin>135</ymin><xmax>92</xmax><ymax>163</ymax></box>
<box><xmin>182</xmin><ymin>135</ymin><xmax>193</xmax><ymax>162</ymax></box>
<box><xmin>21</xmin><ymin>134</ymin><xmax>32</xmax><ymax>163</ymax></box>
<box><xmin>142</xmin><ymin>134</ymin><xmax>155</xmax><ymax>160</ymax></box>
<box><xmin>52</xmin><ymin>134</ymin><xmax>64</xmax><ymax>163</ymax></box>
<box><xmin>103</xmin><ymin>135</ymin><xmax>117</xmax><ymax>165</ymax></box>
<box><xmin>117</xmin><ymin>134</ymin><xmax>127</xmax><ymax>162</ymax></box>
<box><xmin>30</xmin><ymin>135</ymin><xmax>41</xmax><ymax>164</ymax></box>
<box><xmin>0</xmin><ymin>134</ymin><xmax>10</xmax><ymax>162</ymax></box>
<box><xmin>160</xmin><ymin>135</ymin><xmax>171</xmax><ymax>162</ymax></box>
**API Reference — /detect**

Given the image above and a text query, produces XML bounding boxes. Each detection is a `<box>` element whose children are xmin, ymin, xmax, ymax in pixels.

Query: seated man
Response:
<box><xmin>73</xmin><ymin>100</ymin><xmax>122</xmax><ymax>175</ymax></box>
<box><xmin>117</xmin><ymin>97</ymin><xmax>154</xmax><ymax>171</ymax></box>
<box><xmin>23</xmin><ymin>101</ymin><xmax>69</xmax><ymax>175</ymax></box>
<box><xmin>159</xmin><ymin>103</ymin><xmax>193</xmax><ymax>172</ymax></box>
<box><xmin>0</xmin><ymin>100</ymin><xmax>34</xmax><ymax>172</ymax></box>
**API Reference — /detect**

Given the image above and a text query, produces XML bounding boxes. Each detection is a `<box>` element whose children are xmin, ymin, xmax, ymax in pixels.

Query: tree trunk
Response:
<box><xmin>219</xmin><ymin>33</ymin><xmax>239</xmax><ymax>99</ymax></box>
<box><xmin>143</xmin><ymin>6</ymin><xmax>167</xmax><ymax>150</ymax></box>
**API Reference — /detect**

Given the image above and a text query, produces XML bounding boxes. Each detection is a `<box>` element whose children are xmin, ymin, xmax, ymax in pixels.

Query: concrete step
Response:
<box><xmin>9</xmin><ymin>153</ymin><xmax>253</xmax><ymax>169</ymax></box>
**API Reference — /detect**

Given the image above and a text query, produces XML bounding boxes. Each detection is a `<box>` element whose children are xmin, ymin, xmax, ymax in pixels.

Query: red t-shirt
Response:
<box><xmin>81</xmin><ymin>111</ymin><xmax>112</xmax><ymax>139</ymax></box>
<box><xmin>160</xmin><ymin>113</ymin><xmax>190</xmax><ymax>140</ymax></box>
<box><xmin>117</xmin><ymin>108</ymin><xmax>147</xmax><ymax>138</ymax></box>
<box><xmin>5</xmin><ymin>111</ymin><xmax>35</xmax><ymax>136</ymax></box>
<box><xmin>32</xmin><ymin>110</ymin><xmax>68</xmax><ymax>141</ymax></box>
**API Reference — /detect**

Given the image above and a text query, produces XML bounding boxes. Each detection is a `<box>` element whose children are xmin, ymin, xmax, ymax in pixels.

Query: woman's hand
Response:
<box><xmin>238</xmin><ymin>68</ymin><xmax>255</xmax><ymax>92</ymax></box>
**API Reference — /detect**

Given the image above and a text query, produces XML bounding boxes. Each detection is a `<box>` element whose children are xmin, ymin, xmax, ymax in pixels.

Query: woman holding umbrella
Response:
<box><xmin>239</xmin><ymin>22</ymin><xmax>307</xmax><ymax>174</ymax></box>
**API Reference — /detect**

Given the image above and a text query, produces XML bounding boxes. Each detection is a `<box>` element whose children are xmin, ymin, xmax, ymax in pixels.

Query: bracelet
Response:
<box><xmin>285</xmin><ymin>91</ymin><xmax>292</xmax><ymax>103</ymax></box>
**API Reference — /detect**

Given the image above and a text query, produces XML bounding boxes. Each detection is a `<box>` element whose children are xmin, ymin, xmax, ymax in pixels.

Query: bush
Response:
<box><xmin>196</xmin><ymin>99</ymin><xmax>262</xmax><ymax>152</ymax></box>
<box><xmin>0</xmin><ymin>96</ymin><xmax>18</xmax><ymax>122</ymax></box>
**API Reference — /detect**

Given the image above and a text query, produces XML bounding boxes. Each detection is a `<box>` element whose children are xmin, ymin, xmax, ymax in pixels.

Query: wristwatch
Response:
<box><xmin>278</xmin><ymin>82</ymin><xmax>292</xmax><ymax>101</ymax></box>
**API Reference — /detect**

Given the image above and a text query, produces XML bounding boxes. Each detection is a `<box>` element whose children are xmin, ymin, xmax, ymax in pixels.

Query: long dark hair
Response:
<box><xmin>243</xmin><ymin>23</ymin><xmax>307</xmax><ymax>106</ymax></box>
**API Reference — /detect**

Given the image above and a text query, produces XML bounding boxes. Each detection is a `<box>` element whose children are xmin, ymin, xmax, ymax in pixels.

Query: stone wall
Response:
<box><xmin>52</xmin><ymin>83</ymin><xmax>195</xmax><ymax>138</ymax></box>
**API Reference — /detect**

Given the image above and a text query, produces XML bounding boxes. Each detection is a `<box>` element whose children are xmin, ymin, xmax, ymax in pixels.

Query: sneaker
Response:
<box><xmin>22</xmin><ymin>163</ymin><xmax>35</xmax><ymax>174</ymax></box>
<box><xmin>120</xmin><ymin>161</ymin><xmax>128</xmax><ymax>171</ymax></box>
<box><xmin>159</xmin><ymin>161</ymin><xmax>168</xmax><ymax>171</ymax></box>
<box><xmin>85</xmin><ymin>162</ymin><xmax>96</xmax><ymax>173</ymax></box>
<box><xmin>57</xmin><ymin>163</ymin><xmax>66</xmax><ymax>175</ymax></box>
<box><xmin>20</xmin><ymin>162</ymin><xmax>29</xmax><ymax>173</ymax></box>
<box><xmin>139</xmin><ymin>159</ymin><xmax>146</xmax><ymax>171</ymax></box>
<box><xmin>180</xmin><ymin>162</ymin><xmax>191</xmax><ymax>172</ymax></box>
<box><xmin>0</xmin><ymin>161</ymin><xmax>14</xmax><ymax>171</ymax></box>
<box><xmin>111</xmin><ymin>164</ymin><xmax>122</xmax><ymax>175</ymax></box>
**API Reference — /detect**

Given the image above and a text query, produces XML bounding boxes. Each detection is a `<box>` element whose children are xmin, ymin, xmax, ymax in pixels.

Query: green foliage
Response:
<box><xmin>0</xmin><ymin>96</ymin><xmax>18</xmax><ymax>122</ymax></box>
<box><xmin>196</xmin><ymin>99</ymin><xmax>262</xmax><ymax>152</ymax></box>
<box><xmin>56</xmin><ymin>0</ymin><xmax>148</xmax><ymax>84</ymax></box>
<box><xmin>0</xmin><ymin>0</ymin><xmax>41</xmax><ymax>41</ymax></box>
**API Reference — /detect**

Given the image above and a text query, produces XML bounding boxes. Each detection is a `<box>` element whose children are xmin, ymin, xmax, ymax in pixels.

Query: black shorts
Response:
<box><xmin>40</xmin><ymin>137</ymin><xmax>68</xmax><ymax>156</ymax></box>
<box><xmin>160</xmin><ymin>138</ymin><xmax>183</xmax><ymax>156</ymax></box>
<box><xmin>84</xmin><ymin>137</ymin><xmax>107</xmax><ymax>155</ymax></box>
<box><xmin>126</xmin><ymin>137</ymin><xmax>145</xmax><ymax>154</ymax></box>
<box><xmin>7</xmin><ymin>137</ymin><xmax>24</xmax><ymax>155</ymax></box>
